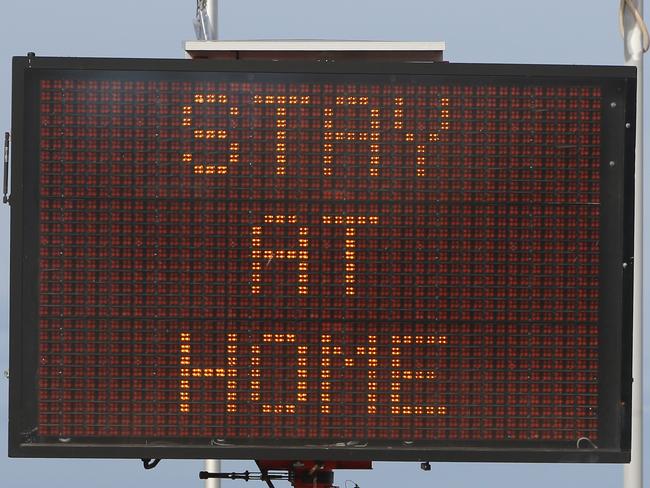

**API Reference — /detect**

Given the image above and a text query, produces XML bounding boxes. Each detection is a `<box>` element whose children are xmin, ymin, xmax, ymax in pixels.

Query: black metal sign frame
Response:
<box><xmin>8</xmin><ymin>56</ymin><xmax>636</xmax><ymax>462</ymax></box>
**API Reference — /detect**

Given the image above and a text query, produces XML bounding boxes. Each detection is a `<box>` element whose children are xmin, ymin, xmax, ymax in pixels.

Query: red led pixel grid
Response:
<box><xmin>36</xmin><ymin>76</ymin><xmax>602</xmax><ymax>444</ymax></box>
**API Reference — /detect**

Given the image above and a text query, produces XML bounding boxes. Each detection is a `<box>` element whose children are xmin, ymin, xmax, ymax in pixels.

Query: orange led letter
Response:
<box><xmin>322</xmin><ymin>96</ymin><xmax>380</xmax><ymax>176</ymax></box>
<box><xmin>253</xmin><ymin>94</ymin><xmax>310</xmax><ymax>175</ymax></box>
<box><xmin>389</xmin><ymin>334</ymin><xmax>448</xmax><ymax>416</ymax></box>
<box><xmin>250</xmin><ymin>334</ymin><xmax>306</xmax><ymax>414</ymax></box>
<box><xmin>321</xmin><ymin>215</ymin><xmax>378</xmax><ymax>295</ymax></box>
<box><xmin>393</xmin><ymin>96</ymin><xmax>450</xmax><ymax>177</ymax></box>
<box><xmin>182</xmin><ymin>93</ymin><xmax>240</xmax><ymax>175</ymax></box>
<box><xmin>251</xmin><ymin>215</ymin><xmax>308</xmax><ymax>295</ymax></box>
<box><xmin>179</xmin><ymin>332</ymin><xmax>237</xmax><ymax>414</ymax></box>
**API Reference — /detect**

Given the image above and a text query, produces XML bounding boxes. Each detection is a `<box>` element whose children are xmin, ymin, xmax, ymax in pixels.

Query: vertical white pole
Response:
<box><xmin>206</xmin><ymin>459</ymin><xmax>221</xmax><ymax>488</ymax></box>
<box><xmin>206</xmin><ymin>0</ymin><xmax>218</xmax><ymax>40</ymax></box>
<box><xmin>204</xmin><ymin>0</ymin><xmax>219</xmax><ymax>484</ymax></box>
<box><xmin>623</xmin><ymin>1</ymin><xmax>644</xmax><ymax>488</ymax></box>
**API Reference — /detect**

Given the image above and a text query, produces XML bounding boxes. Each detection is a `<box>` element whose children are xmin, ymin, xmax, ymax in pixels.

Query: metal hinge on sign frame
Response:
<box><xmin>3</xmin><ymin>132</ymin><xmax>9</xmax><ymax>204</ymax></box>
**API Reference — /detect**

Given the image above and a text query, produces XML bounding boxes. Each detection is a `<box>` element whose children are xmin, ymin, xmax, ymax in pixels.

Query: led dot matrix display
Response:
<box><xmin>9</xmin><ymin>58</ymin><xmax>634</xmax><ymax>462</ymax></box>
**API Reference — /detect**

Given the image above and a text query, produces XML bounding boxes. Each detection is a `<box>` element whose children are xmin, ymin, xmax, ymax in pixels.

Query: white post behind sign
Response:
<box><xmin>206</xmin><ymin>459</ymin><xmax>221</xmax><ymax>488</ymax></box>
<box><xmin>623</xmin><ymin>1</ymin><xmax>644</xmax><ymax>488</ymax></box>
<box><xmin>204</xmin><ymin>1</ymin><xmax>220</xmax><ymax>486</ymax></box>
<box><xmin>206</xmin><ymin>0</ymin><xmax>218</xmax><ymax>40</ymax></box>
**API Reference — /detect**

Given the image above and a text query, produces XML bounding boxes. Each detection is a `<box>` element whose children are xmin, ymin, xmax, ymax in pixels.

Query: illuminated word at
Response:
<box><xmin>179</xmin><ymin>332</ymin><xmax>448</xmax><ymax>416</ymax></box>
<box><xmin>182</xmin><ymin>94</ymin><xmax>450</xmax><ymax>177</ymax></box>
<box><xmin>251</xmin><ymin>215</ymin><xmax>379</xmax><ymax>296</ymax></box>
<box><xmin>182</xmin><ymin>93</ymin><xmax>240</xmax><ymax>175</ymax></box>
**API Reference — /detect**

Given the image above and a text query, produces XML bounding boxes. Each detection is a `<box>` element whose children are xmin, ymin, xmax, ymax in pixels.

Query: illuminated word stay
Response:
<box><xmin>182</xmin><ymin>93</ymin><xmax>450</xmax><ymax>177</ymax></box>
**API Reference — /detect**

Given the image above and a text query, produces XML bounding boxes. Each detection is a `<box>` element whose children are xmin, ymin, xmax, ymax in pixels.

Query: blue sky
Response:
<box><xmin>0</xmin><ymin>1</ymin><xmax>647</xmax><ymax>487</ymax></box>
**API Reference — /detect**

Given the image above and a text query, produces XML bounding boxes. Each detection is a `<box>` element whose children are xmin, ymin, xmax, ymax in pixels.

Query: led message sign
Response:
<box><xmin>9</xmin><ymin>58</ymin><xmax>635</xmax><ymax>462</ymax></box>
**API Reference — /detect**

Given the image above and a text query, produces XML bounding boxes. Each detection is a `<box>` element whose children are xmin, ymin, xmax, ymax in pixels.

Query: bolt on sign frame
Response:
<box><xmin>8</xmin><ymin>57</ymin><xmax>636</xmax><ymax>462</ymax></box>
